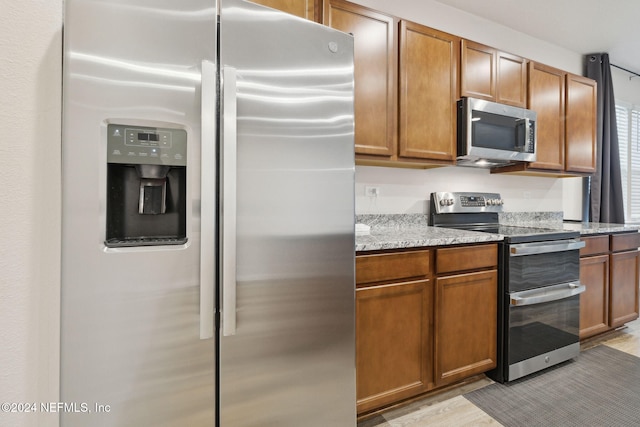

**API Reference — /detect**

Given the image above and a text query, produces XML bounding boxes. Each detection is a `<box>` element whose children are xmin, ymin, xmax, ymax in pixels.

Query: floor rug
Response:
<box><xmin>464</xmin><ymin>345</ymin><xmax>640</xmax><ymax>427</ymax></box>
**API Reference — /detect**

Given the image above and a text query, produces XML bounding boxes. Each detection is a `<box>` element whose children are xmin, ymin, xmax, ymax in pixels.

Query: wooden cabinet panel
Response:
<box><xmin>580</xmin><ymin>235</ymin><xmax>609</xmax><ymax>257</ymax></box>
<box><xmin>610</xmin><ymin>250</ymin><xmax>640</xmax><ymax>328</ymax></box>
<box><xmin>398</xmin><ymin>21</ymin><xmax>458</xmax><ymax>162</ymax></box>
<box><xmin>249</xmin><ymin>0</ymin><xmax>320</xmax><ymax>21</ymax></box>
<box><xmin>461</xmin><ymin>40</ymin><xmax>526</xmax><ymax>107</ymax></box>
<box><xmin>356</xmin><ymin>250</ymin><xmax>430</xmax><ymax>285</ymax></box>
<box><xmin>496</xmin><ymin>51</ymin><xmax>527</xmax><ymax>107</ymax></box>
<box><xmin>436</xmin><ymin>244</ymin><xmax>497</xmax><ymax>274</ymax></box>
<box><xmin>527</xmin><ymin>62</ymin><xmax>565</xmax><ymax>171</ymax></box>
<box><xmin>435</xmin><ymin>270</ymin><xmax>497</xmax><ymax>385</ymax></box>
<box><xmin>580</xmin><ymin>233</ymin><xmax>640</xmax><ymax>339</ymax></box>
<box><xmin>324</xmin><ymin>0</ymin><xmax>397</xmax><ymax>157</ymax></box>
<box><xmin>460</xmin><ymin>40</ymin><xmax>495</xmax><ymax>101</ymax></box>
<box><xmin>565</xmin><ymin>74</ymin><xmax>597</xmax><ymax>173</ymax></box>
<box><xmin>579</xmin><ymin>254</ymin><xmax>610</xmax><ymax>339</ymax></box>
<box><xmin>356</xmin><ymin>280</ymin><xmax>433</xmax><ymax>413</ymax></box>
<box><xmin>611</xmin><ymin>232</ymin><xmax>640</xmax><ymax>252</ymax></box>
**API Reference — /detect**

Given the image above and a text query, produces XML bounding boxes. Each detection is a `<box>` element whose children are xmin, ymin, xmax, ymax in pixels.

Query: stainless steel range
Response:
<box><xmin>429</xmin><ymin>191</ymin><xmax>586</xmax><ymax>382</ymax></box>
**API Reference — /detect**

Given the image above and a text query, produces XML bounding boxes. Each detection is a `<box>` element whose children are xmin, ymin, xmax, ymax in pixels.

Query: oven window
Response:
<box><xmin>507</xmin><ymin>294</ymin><xmax>580</xmax><ymax>365</ymax></box>
<box><xmin>507</xmin><ymin>250</ymin><xmax>580</xmax><ymax>292</ymax></box>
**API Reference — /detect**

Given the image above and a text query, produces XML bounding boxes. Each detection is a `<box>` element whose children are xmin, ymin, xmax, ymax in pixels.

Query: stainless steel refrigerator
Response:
<box><xmin>61</xmin><ymin>0</ymin><xmax>356</xmax><ymax>425</ymax></box>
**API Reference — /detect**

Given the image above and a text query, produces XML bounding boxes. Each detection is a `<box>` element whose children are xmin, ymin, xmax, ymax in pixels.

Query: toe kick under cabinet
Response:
<box><xmin>355</xmin><ymin>243</ymin><xmax>498</xmax><ymax>415</ymax></box>
<box><xmin>579</xmin><ymin>232</ymin><xmax>640</xmax><ymax>340</ymax></box>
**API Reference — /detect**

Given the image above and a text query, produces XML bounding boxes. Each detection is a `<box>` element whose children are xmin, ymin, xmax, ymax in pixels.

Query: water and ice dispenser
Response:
<box><xmin>106</xmin><ymin>124</ymin><xmax>187</xmax><ymax>247</ymax></box>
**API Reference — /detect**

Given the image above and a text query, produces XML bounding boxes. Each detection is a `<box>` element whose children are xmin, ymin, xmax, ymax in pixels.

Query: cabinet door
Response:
<box><xmin>579</xmin><ymin>254</ymin><xmax>610</xmax><ymax>339</ymax></box>
<box><xmin>610</xmin><ymin>250</ymin><xmax>640</xmax><ymax>327</ymax></box>
<box><xmin>435</xmin><ymin>270</ymin><xmax>497</xmax><ymax>386</ymax></box>
<box><xmin>527</xmin><ymin>62</ymin><xmax>565</xmax><ymax>170</ymax></box>
<box><xmin>460</xmin><ymin>39</ymin><xmax>495</xmax><ymax>101</ymax></box>
<box><xmin>356</xmin><ymin>280</ymin><xmax>433</xmax><ymax>414</ymax></box>
<box><xmin>324</xmin><ymin>0</ymin><xmax>397</xmax><ymax>157</ymax></box>
<box><xmin>496</xmin><ymin>51</ymin><xmax>527</xmax><ymax>107</ymax></box>
<box><xmin>565</xmin><ymin>74</ymin><xmax>597</xmax><ymax>173</ymax></box>
<box><xmin>249</xmin><ymin>0</ymin><xmax>320</xmax><ymax>21</ymax></box>
<box><xmin>398</xmin><ymin>20</ymin><xmax>458</xmax><ymax>162</ymax></box>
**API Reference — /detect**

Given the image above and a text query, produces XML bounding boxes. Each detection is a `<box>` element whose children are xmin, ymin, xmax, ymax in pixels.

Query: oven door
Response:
<box><xmin>506</xmin><ymin>282</ymin><xmax>585</xmax><ymax>381</ymax></box>
<box><xmin>507</xmin><ymin>239</ymin><xmax>584</xmax><ymax>292</ymax></box>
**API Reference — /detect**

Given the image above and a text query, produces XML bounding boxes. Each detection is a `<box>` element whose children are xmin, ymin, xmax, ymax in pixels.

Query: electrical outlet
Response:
<box><xmin>365</xmin><ymin>186</ymin><xmax>380</xmax><ymax>197</ymax></box>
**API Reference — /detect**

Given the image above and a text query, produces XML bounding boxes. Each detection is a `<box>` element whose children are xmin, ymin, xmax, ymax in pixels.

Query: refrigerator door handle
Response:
<box><xmin>221</xmin><ymin>65</ymin><xmax>238</xmax><ymax>336</ymax></box>
<box><xmin>199</xmin><ymin>59</ymin><xmax>217</xmax><ymax>340</ymax></box>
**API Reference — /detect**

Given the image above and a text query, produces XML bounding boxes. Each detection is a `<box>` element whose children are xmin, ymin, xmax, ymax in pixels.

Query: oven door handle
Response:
<box><xmin>510</xmin><ymin>282</ymin><xmax>586</xmax><ymax>307</ymax></box>
<box><xmin>509</xmin><ymin>239</ymin><xmax>585</xmax><ymax>257</ymax></box>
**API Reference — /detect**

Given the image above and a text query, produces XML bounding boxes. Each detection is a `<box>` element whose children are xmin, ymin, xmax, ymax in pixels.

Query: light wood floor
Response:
<box><xmin>357</xmin><ymin>318</ymin><xmax>640</xmax><ymax>427</ymax></box>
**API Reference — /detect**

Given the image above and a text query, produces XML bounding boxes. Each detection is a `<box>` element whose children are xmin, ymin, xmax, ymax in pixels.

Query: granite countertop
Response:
<box><xmin>355</xmin><ymin>214</ymin><xmax>502</xmax><ymax>252</ymax></box>
<box><xmin>355</xmin><ymin>225</ymin><xmax>503</xmax><ymax>252</ymax></box>
<box><xmin>561</xmin><ymin>222</ymin><xmax>640</xmax><ymax>235</ymax></box>
<box><xmin>355</xmin><ymin>213</ymin><xmax>640</xmax><ymax>252</ymax></box>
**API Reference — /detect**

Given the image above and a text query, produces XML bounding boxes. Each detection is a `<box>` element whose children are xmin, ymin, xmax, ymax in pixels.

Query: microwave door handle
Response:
<box><xmin>514</xmin><ymin>118</ymin><xmax>526</xmax><ymax>149</ymax></box>
<box><xmin>510</xmin><ymin>282</ymin><xmax>586</xmax><ymax>307</ymax></box>
<box><xmin>199</xmin><ymin>59</ymin><xmax>216</xmax><ymax>340</ymax></box>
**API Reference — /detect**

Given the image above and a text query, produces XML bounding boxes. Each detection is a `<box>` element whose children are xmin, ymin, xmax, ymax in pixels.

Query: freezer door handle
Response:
<box><xmin>199</xmin><ymin>60</ymin><xmax>217</xmax><ymax>340</ymax></box>
<box><xmin>221</xmin><ymin>65</ymin><xmax>238</xmax><ymax>336</ymax></box>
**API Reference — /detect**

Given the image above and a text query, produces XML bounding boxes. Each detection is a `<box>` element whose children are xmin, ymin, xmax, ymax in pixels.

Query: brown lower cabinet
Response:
<box><xmin>579</xmin><ymin>232</ymin><xmax>640</xmax><ymax>339</ymax></box>
<box><xmin>435</xmin><ymin>270</ymin><xmax>497</xmax><ymax>385</ymax></box>
<box><xmin>355</xmin><ymin>243</ymin><xmax>497</xmax><ymax>415</ymax></box>
<box><xmin>356</xmin><ymin>279</ymin><xmax>433</xmax><ymax>414</ymax></box>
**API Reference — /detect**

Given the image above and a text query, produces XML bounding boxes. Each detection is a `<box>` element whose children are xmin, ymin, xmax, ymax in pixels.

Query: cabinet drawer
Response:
<box><xmin>436</xmin><ymin>244</ymin><xmax>497</xmax><ymax>275</ymax></box>
<box><xmin>611</xmin><ymin>232</ymin><xmax>640</xmax><ymax>253</ymax></box>
<box><xmin>581</xmin><ymin>235</ymin><xmax>609</xmax><ymax>257</ymax></box>
<box><xmin>356</xmin><ymin>250</ymin><xmax>430</xmax><ymax>285</ymax></box>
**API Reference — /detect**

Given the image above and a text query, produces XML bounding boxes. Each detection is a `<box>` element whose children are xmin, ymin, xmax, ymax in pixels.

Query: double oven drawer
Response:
<box><xmin>507</xmin><ymin>239</ymin><xmax>584</xmax><ymax>292</ymax></box>
<box><xmin>502</xmin><ymin>238</ymin><xmax>586</xmax><ymax>382</ymax></box>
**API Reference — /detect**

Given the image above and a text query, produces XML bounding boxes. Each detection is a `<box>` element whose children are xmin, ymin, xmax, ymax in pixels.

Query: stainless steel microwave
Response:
<box><xmin>457</xmin><ymin>97</ymin><xmax>537</xmax><ymax>167</ymax></box>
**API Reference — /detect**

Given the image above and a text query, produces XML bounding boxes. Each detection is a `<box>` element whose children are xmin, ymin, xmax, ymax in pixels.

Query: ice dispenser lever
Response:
<box><xmin>136</xmin><ymin>165</ymin><xmax>170</xmax><ymax>214</ymax></box>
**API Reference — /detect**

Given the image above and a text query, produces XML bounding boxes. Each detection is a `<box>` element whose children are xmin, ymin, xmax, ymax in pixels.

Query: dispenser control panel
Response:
<box><xmin>107</xmin><ymin>124</ymin><xmax>187</xmax><ymax>166</ymax></box>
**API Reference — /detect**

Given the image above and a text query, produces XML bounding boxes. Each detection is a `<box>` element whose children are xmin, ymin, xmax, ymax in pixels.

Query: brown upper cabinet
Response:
<box><xmin>249</xmin><ymin>0</ymin><xmax>321</xmax><ymax>21</ymax></box>
<box><xmin>565</xmin><ymin>74</ymin><xmax>597</xmax><ymax>174</ymax></box>
<box><xmin>460</xmin><ymin>40</ymin><xmax>527</xmax><ymax>107</ymax></box>
<box><xmin>527</xmin><ymin>62</ymin><xmax>566</xmax><ymax>171</ymax></box>
<box><xmin>324</xmin><ymin>0</ymin><xmax>398</xmax><ymax>158</ymax></box>
<box><xmin>398</xmin><ymin>21</ymin><xmax>459</xmax><ymax>163</ymax></box>
<box><xmin>502</xmin><ymin>62</ymin><xmax>597</xmax><ymax>175</ymax></box>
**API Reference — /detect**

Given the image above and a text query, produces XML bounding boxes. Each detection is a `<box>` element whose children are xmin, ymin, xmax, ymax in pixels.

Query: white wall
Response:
<box><xmin>0</xmin><ymin>2</ymin><xmax>61</xmax><ymax>427</ymax></box>
<box><xmin>356</xmin><ymin>165</ymin><xmax>565</xmax><ymax>214</ymax></box>
<box><xmin>349</xmin><ymin>0</ymin><xmax>586</xmax><ymax>218</ymax></box>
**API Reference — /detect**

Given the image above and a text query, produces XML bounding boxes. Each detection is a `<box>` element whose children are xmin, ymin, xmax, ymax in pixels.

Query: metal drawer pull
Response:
<box><xmin>510</xmin><ymin>239</ymin><xmax>585</xmax><ymax>256</ymax></box>
<box><xmin>510</xmin><ymin>282</ymin><xmax>586</xmax><ymax>306</ymax></box>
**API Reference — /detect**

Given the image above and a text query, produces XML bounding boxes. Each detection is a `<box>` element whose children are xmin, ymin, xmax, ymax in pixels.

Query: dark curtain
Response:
<box><xmin>585</xmin><ymin>53</ymin><xmax>625</xmax><ymax>223</ymax></box>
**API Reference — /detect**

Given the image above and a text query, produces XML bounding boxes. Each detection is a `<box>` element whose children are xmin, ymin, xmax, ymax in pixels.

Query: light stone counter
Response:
<box><xmin>355</xmin><ymin>212</ymin><xmax>640</xmax><ymax>252</ymax></box>
<box><xmin>355</xmin><ymin>214</ymin><xmax>502</xmax><ymax>252</ymax></box>
<box><xmin>561</xmin><ymin>222</ymin><xmax>640</xmax><ymax>235</ymax></box>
